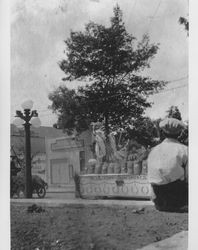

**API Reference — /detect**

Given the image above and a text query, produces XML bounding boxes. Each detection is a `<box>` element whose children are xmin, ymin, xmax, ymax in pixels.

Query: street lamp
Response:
<box><xmin>13</xmin><ymin>100</ymin><xmax>41</xmax><ymax>198</ymax></box>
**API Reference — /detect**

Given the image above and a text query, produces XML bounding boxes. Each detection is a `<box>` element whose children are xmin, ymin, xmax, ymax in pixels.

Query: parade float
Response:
<box><xmin>79</xmin><ymin>122</ymin><xmax>151</xmax><ymax>199</ymax></box>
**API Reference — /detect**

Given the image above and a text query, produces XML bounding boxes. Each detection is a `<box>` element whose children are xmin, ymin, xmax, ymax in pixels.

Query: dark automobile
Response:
<box><xmin>11</xmin><ymin>174</ymin><xmax>48</xmax><ymax>198</ymax></box>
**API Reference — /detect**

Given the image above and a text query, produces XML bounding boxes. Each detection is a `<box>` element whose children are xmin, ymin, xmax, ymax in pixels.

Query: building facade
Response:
<box><xmin>11</xmin><ymin>124</ymin><xmax>93</xmax><ymax>197</ymax></box>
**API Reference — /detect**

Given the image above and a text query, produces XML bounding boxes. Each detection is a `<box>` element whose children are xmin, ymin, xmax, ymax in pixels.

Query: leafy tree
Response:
<box><xmin>125</xmin><ymin>117</ymin><xmax>160</xmax><ymax>147</ymax></box>
<box><xmin>49</xmin><ymin>5</ymin><xmax>166</xmax><ymax>136</ymax></box>
<box><xmin>179</xmin><ymin>17</ymin><xmax>189</xmax><ymax>35</ymax></box>
<box><xmin>166</xmin><ymin>105</ymin><xmax>182</xmax><ymax>121</ymax></box>
<box><xmin>49</xmin><ymin>86</ymin><xmax>90</xmax><ymax>134</ymax></box>
<box><xmin>163</xmin><ymin>106</ymin><xmax>188</xmax><ymax>145</ymax></box>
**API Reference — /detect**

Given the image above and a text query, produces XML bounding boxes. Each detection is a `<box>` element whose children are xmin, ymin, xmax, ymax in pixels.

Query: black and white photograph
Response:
<box><xmin>3</xmin><ymin>0</ymin><xmax>191</xmax><ymax>249</ymax></box>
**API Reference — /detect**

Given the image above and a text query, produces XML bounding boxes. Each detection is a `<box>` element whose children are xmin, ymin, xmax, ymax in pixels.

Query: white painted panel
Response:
<box><xmin>79</xmin><ymin>174</ymin><xmax>150</xmax><ymax>199</ymax></box>
<box><xmin>60</xmin><ymin>162</ymin><xmax>70</xmax><ymax>184</ymax></box>
<box><xmin>50</xmin><ymin>159</ymin><xmax>69</xmax><ymax>185</ymax></box>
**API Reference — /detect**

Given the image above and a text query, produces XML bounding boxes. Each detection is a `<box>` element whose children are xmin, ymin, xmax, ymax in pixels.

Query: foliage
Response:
<box><xmin>11</xmin><ymin>205</ymin><xmax>188</xmax><ymax>250</ymax></box>
<box><xmin>179</xmin><ymin>17</ymin><xmax>189</xmax><ymax>35</ymax></box>
<box><xmin>49</xmin><ymin>5</ymin><xmax>166</xmax><ymax>135</ymax></box>
<box><xmin>124</xmin><ymin>116</ymin><xmax>159</xmax><ymax>147</ymax></box>
<box><xmin>49</xmin><ymin>86</ymin><xmax>90</xmax><ymax>134</ymax></box>
<box><xmin>11</xmin><ymin>144</ymin><xmax>42</xmax><ymax>175</ymax></box>
<box><xmin>11</xmin><ymin>175</ymin><xmax>47</xmax><ymax>198</ymax></box>
<box><xmin>27</xmin><ymin>204</ymin><xmax>45</xmax><ymax>213</ymax></box>
<box><xmin>154</xmin><ymin>106</ymin><xmax>188</xmax><ymax>146</ymax></box>
<box><xmin>166</xmin><ymin>105</ymin><xmax>182</xmax><ymax>121</ymax></box>
<box><xmin>11</xmin><ymin>175</ymin><xmax>25</xmax><ymax>197</ymax></box>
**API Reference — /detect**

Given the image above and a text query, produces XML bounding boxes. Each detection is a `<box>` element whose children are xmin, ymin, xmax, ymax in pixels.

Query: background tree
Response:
<box><xmin>166</xmin><ymin>105</ymin><xmax>182</xmax><ymax>121</ymax></box>
<box><xmin>49</xmin><ymin>86</ymin><xmax>90</xmax><ymax>135</ymax></box>
<box><xmin>166</xmin><ymin>106</ymin><xmax>188</xmax><ymax>145</ymax></box>
<box><xmin>179</xmin><ymin>17</ymin><xmax>189</xmax><ymax>35</ymax></box>
<box><xmin>123</xmin><ymin>117</ymin><xmax>159</xmax><ymax>147</ymax></box>
<box><xmin>49</xmin><ymin>5</ymin><xmax>166</xmax><ymax>137</ymax></box>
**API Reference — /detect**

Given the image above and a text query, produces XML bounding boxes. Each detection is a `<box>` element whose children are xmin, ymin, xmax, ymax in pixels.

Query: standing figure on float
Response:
<box><xmin>91</xmin><ymin>122</ymin><xmax>127</xmax><ymax>164</ymax></box>
<box><xmin>91</xmin><ymin>122</ymin><xmax>106</xmax><ymax>163</ymax></box>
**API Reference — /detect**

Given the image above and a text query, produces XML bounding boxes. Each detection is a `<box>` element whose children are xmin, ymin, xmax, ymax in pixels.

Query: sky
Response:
<box><xmin>11</xmin><ymin>0</ymin><xmax>188</xmax><ymax>126</ymax></box>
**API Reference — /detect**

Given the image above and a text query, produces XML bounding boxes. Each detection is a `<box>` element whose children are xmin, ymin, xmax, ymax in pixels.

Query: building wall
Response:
<box><xmin>11</xmin><ymin>124</ymin><xmax>93</xmax><ymax>162</ymax></box>
<box><xmin>11</xmin><ymin>134</ymin><xmax>45</xmax><ymax>155</ymax></box>
<box><xmin>45</xmin><ymin>136</ymin><xmax>85</xmax><ymax>195</ymax></box>
<box><xmin>31</xmin><ymin>152</ymin><xmax>47</xmax><ymax>181</ymax></box>
<box><xmin>11</xmin><ymin>124</ymin><xmax>93</xmax><ymax>196</ymax></box>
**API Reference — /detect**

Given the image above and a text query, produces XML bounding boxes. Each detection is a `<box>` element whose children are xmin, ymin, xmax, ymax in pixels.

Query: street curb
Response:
<box><xmin>11</xmin><ymin>198</ymin><xmax>153</xmax><ymax>208</ymax></box>
<box><xmin>136</xmin><ymin>231</ymin><xmax>188</xmax><ymax>250</ymax></box>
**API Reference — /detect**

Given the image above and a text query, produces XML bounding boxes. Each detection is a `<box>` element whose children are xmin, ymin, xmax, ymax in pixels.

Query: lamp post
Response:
<box><xmin>13</xmin><ymin>100</ymin><xmax>41</xmax><ymax>198</ymax></box>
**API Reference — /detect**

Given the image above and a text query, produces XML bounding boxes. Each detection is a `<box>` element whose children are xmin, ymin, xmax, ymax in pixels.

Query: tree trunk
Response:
<box><xmin>104</xmin><ymin>114</ymin><xmax>110</xmax><ymax>139</ymax></box>
<box><xmin>104</xmin><ymin>114</ymin><xmax>111</xmax><ymax>162</ymax></box>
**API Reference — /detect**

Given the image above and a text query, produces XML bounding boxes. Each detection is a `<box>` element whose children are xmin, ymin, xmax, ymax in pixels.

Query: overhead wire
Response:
<box><xmin>166</xmin><ymin>76</ymin><xmax>188</xmax><ymax>83</ymax></box>
<box><xmin>146</xmin><ymin>0</ymin><xmax>163</xmax><ymax>33</ymax></box>
<box><xmin>12</xmin><ymin>75</ymin><xmax>188</xmax><ymax>119</ymax></box>
<box><xmin>126</xmin><ymin>0</ymin><xmax>137</xmax><ymax>25</ymax></box>
<box><xmin>12</xmin><ymin>1</ymin><xmax>188</xmax><ymax>122</ymax></box>
<box><xmin>37</xmin><ymin>82</ymin><xmax>188</xmax><ymax>118</ymax></box>
<box><xmin>13</xmin><ymin>2</ymin><xmax>188</xmax><ymax>118</ymax></box>
<box><xmin>41</xmin><ymin>1</ymin><xmax>186</xmax><ymax>117</ymax></box>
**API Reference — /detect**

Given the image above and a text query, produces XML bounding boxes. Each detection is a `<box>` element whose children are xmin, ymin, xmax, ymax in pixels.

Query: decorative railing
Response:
<box><xmin>83</xmin><ymin>159</ymin><xmax>148</xmax><ymax>176</ymax></box>
<box><xmin>79</xmin><ymin>174</ymin><xmax>150</xmax><ymax>199</ymax></box>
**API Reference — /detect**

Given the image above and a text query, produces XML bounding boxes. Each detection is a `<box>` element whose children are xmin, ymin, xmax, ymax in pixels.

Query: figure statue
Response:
<box><xmin>91</xmin><ymin>122</ymin><xmax>106</xmax><ymax>163</ymax></box>
<box><xmin>90</xmin><ymin>122</ymin><xmax>128</xmax><ymax>174</ymax></box>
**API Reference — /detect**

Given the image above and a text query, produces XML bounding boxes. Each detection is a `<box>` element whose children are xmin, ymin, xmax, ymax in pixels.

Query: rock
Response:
<box><xmin>89</xmin><ymin>243</ymin><xmax>95</xmax><ymax>250</ymax></box>
<box><xmin>27</xmin><ymin>204</ymin><xmax>45</xmax><ymax>213</ymax></box>
<box><xmin>132</xmin><ymin>207</ymin><xmax>145</xmax><ymax>214</ymax></box>
<box><xmin>91</xmin><ymin>210</ymin><xmax>95</xmax><ymax>215</ymax></box>
<box><xmin>154</xmin><ymin>236</ymin><xmax>162</xmax><ymax>242</ymax></box>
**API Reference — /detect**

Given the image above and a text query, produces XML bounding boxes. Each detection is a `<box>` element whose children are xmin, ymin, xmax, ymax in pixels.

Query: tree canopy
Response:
<box><xmin>165</xmin><ymin>106</ymin><xmax>188</xmax><ymax>145</ymax></box>
<box><xmin>179</xmin><ymin>17</ymin><xmax>189</xmax><ymax>35</ymax></box>
<box><xmin>49</xmin><ymin>5</ymin><xmax>166</xmax><ymax>136</ymax></box>
<box><xmin>125</xmin><ymin>116</ymin><xmax>160</xmax><ymax>147</ymax></box>
<box><xmin>166</xmin><ymin>105</ymin><xmax>182</xmax><ymax>121</ymax></box>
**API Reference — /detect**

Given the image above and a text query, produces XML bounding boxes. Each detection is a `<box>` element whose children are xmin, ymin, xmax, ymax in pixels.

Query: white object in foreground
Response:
<box><xmin>136</xmin><ymin>231</ymin><xmax>188</xmax><ymax>250</ymax></box>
